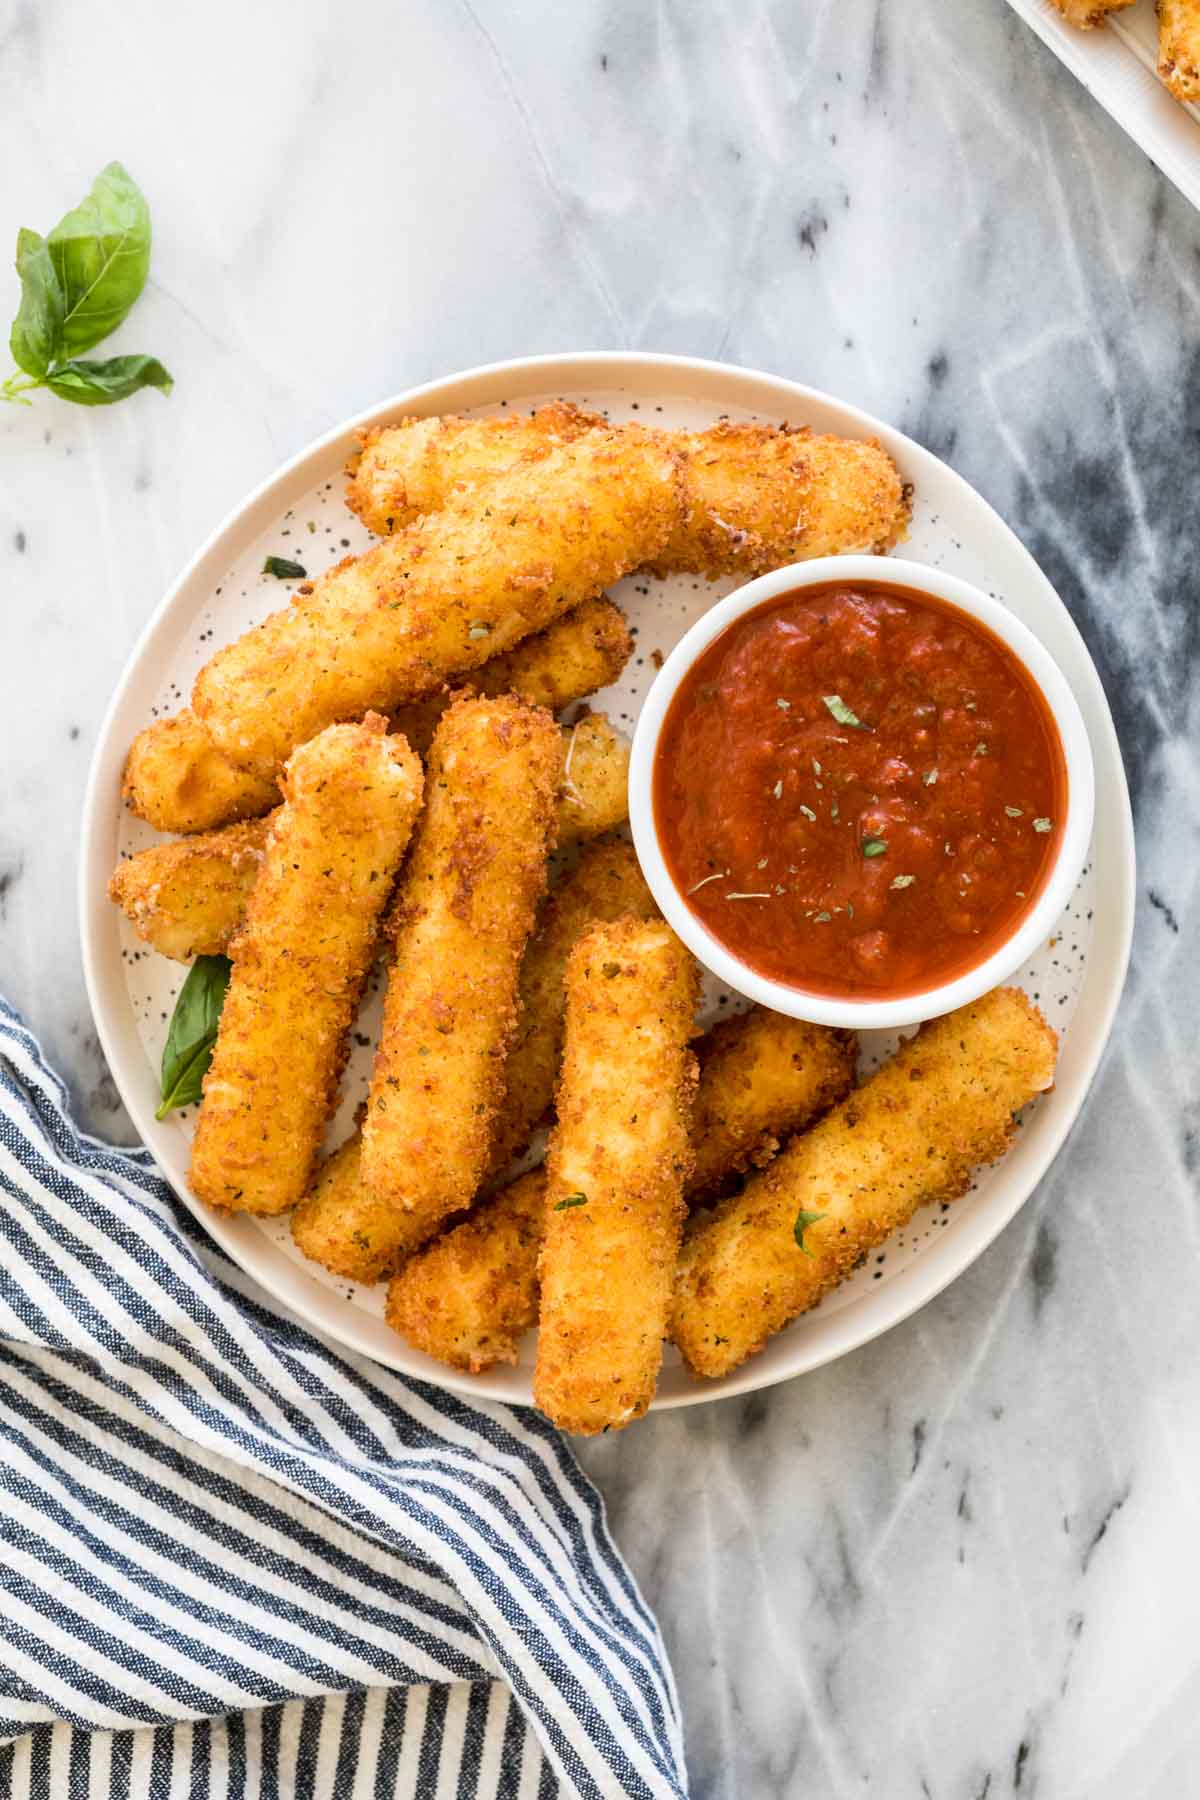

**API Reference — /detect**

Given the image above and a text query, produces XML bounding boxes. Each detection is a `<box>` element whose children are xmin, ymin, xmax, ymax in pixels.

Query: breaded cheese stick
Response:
<box><xmin>124</xmin><ymin>598</ymin><xmax>632</xmax><ymax>834</ymax></box>
<box><xmin>346</xmin><ymin>401</ymin><xmax>603</xmax><ymax>531</ymax></box>
<box><xmin>292</xmin><ymin>696</ymin><xmax>561</xmax><ymax>1275</ymax></box>
<box><xmin>110</xmin><ymin>712</ymin><xmax>631</xmax><ymax>964</ymax></box>
<box><xmin>188</xmin><ymin>716</ymin><xmax>422</xmax><ymax>1215</ymax></box>
<box><xmin>672</xmin><ymin>987</ymin><xmax>1058</xmax><ymax>1379</ymax></box>
<box><xmin>192</xmin><ymin>428</ymin><xmax>679</xmax><ymax>780</ymax></box>
<box><xmin>1048</xmin><ymin>0</ymin><xmax>1133</xmax><ymax>25</ymax></box>
<box><xmin>533</xmin><ymin>919</ymin><xmax>699</xmax><ymax>1434</ymax></box>
<box><xmin>388</xmin><ymin>1009</ymin><xmax>856</xmax><ymax>1373</ymax></box>
<box><xmin>1159</xmin><ymin>0</ymin><xmax>1200</xmax><ymax>100</ymax></box>
<box><xmin>108</xmin><ymin>818</ymin><xmax>271</xmax><ymax>961</ymax></box>
<box><xmin>349</xmin><ymin>414</ymin><xmax>909</xmax><ymax>580</ymax></box>
<box><xmin>290</xmin><ymin>837</ymin><xmax>655</xmax><ymax>1284</ymax></box>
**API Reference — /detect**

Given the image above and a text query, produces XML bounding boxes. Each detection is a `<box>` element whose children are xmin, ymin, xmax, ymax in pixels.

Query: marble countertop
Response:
<box><xmin>2</xmin><ymin>0</ymin><xmax>1198</xmax><ymax>1793</ymax></box>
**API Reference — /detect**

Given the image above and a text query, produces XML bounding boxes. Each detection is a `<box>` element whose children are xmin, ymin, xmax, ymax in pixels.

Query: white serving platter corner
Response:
<box><xmin>80</xmin><ymin>352</ymin><xmax>1135</xmax><ymax>1416</ymax></box>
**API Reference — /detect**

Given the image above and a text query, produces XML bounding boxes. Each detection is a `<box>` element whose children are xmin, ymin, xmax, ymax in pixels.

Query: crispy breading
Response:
<box><xmin>110</xmin><ymin>712</ymin><xmax>631</xmax><ymax>964</ymax></box>
<box><xmin>388</xmin><ymin>1008</ymin><xmax>855</xmax><ymax>1374</ymax></box>
<box><xmin>1159</xmin><ymin>0</ymin><xmax>1200</xmax><ymax>99</ymax></box>
<box><xmin>188</xmin><ymin>717</ymin><xmax>422</xmax><ymax>1216</ymax></box>
<box><xmin>122</xmin><ymin>711</ymin><xmax>280</xmax><ymax>835</ymax></box>
<box><xmin>533</xmin><ymin>918</ymin><xmax>700</xmax><ymax>1435</ymax></box>
<box><xmin>292</xmin><ymin>696</ymin><xmax>561</xmax><ymax>1277</ymax></box>
<box><xmin>350</xmin><ymin>413</ymin><xmax>909</xmax><ymax>580</ymax></box>
<box><xmin>108</xmin><ymin>818</ymin><xmax>270</xmax><ymax>961</ymax></box>
<box><xmin>689</xmin><ymin>1011</ymin><xmax>858</xmax><ymax>1194</ymax></box>
<box><xmin>672</xmin><ymin>988</ymin><xmax>1058</xmax><ymax>1379</ymax></box>
<box><xmin>1048</xmin><ymin>0</ymin><xmax>1133</xmax><ymax>24</ymax></box>
<box><xmin>123</xmin><ymin>600</ymin><xmax>632</xmax><ymax>835</ymax></box>
<box><xmin>192</xmin><ymin>428</ymin><xmax>679</xmax><ymax>781</ymax></box>
<box><xmin>346</xmin><ymin>402</ymin><xmax>603</xmax><ymax>531</ymax></box>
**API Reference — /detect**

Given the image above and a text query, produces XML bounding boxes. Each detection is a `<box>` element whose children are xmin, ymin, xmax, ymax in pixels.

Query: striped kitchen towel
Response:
<box><xmin>0</xmin><ymin>999</ymin><xmax>688</xmax><ymax>1800</ymax></box>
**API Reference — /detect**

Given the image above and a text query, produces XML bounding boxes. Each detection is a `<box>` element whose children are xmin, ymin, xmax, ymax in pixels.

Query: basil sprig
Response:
<box><xmin>156</xmin><ymin>956</ymin><xmax>231</xmax><ymax>1119</ymax></box>
<box><xmin>3</xmin><ymin>163</ymin><xmax>172</xmax><ymax>408</ymax></box>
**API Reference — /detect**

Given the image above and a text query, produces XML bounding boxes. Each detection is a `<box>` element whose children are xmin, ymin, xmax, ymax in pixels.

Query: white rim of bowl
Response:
<box><xmin>629</xmin><ymin>554</ymin><xmax>1096</xmax><ymax>1031</ymax></box>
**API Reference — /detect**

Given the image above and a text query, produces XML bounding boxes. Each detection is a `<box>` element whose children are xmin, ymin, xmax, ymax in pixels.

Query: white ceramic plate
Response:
<box><xmin>1006</xmin><ymin>0</ymin><xmax>1200</xmax><ymax>210</ymax></box>
<box><xmin>79</xmin><ymin>352</ymin><xmax>1135</xmax><ymax>1412</ymax></box>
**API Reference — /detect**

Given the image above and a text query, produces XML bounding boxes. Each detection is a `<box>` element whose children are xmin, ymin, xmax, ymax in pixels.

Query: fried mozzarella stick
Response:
<box><xmin>672</xmin><ymin>988</ymin><xmax>1057</xmax><ymax>1379</ymax></box>
<box><xmin>1159</xmin><ymin>0</ymin><xmax>1200</xmax><ymax>101</ymax></box>
<box><xmin>110</xmin><ymin>712</ymin><xmax>631</xmax><ymax>964</ymax></box>
<box><xmin>188</xmin><ymin>717</ymin><xmax>422</xmax><ymax>1215</ymax></box>
<box><xmin>350</xmin><ymin>415</ymin><xmax>908</xmax><ymax>580</ymax></box>
<box><xmin>290</xmin><ymin>837</ymin><xmax>655</xmax><ymax>1284</ymax></box>
<box><xmin>388</xmin><ymin>1010</ymin><xmax>856</xmax><ymax>1373</ymax></box>
<box><xmin>1048</xmin><ymin>0</ymin><xmax>1133</xmax><ymax>25</ymax></box>
<box><xmin>293</xmin><ymin>696</ymin><xmax>561</xmax><ymax>1272</ymax></box>
<box><xmin>533</xmin><ymin>919</ymin><xmax>700</xmax><ymax>1435</ymax></box>
<box><xmin>124</xmin><ymin>597</ymin><xmax>631</xmax><ymax>834</ymax></box>
<box><xmin>192</xmin><ymin>428</ymin><xmax>678</xmax><ymax>780</ymax></box>
<box><xmin>346</xmin><ymin>401</ymin><xmax>603</xmax><ymax>530</ymax></box>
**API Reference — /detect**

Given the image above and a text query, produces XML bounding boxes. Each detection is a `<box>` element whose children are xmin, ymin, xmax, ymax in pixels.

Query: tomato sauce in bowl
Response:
<box><xmin>652</xmin><ymin>580</ymin><xmax>1068</xmax><ymax>1001</ymax></box>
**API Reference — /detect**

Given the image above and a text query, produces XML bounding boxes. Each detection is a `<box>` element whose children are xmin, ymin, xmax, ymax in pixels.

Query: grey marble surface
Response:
<box><xmin>2</xmin><ymin>1</ymin><xmax>1198</xmax><ymax>1794</ymax></box>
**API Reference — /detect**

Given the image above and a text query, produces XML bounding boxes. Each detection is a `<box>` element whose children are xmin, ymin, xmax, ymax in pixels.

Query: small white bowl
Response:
<box><xmin>629</xmin><ymin>555</ymin><xmax>1096</xmax><ymax>1031</ymax></box>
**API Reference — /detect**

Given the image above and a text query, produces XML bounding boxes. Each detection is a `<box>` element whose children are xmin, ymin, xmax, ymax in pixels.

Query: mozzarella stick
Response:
<box><xmin>350</xmin><ymin>414</ymin><xmax>909</xmax><ymax>580</ymax></box>
<box><xmin>192</xmin><ymin>428</ymin><xmax>679</xmax><ymax>780</ymax></box>
<box><xmin>672</xmin><ymin>988</ymin><xmax>1058</xmax><ymax>1379</ymax></box>
<box><xmin>1159</xmin><ymin>0</ymin><xmax>1200</xmax><ymax>100</ymax></box>
<box><xmin>346</xmin><ymin>401</ymin><xmax>603</xmax><ymax>531</ymax></box>
<box><xmin>1048</xmin><ymin>0</ymin><xmax>1133</xmax><ymax>24</ymax></box>
<box><xmin>124</xmin><ymin>598</ymin><xmax>631</xmax><ymax>834</ymax></box>
<box><xmin>108</xmin><ymin>818</ymin><xmax>271</xmax><ymax>962</ymax></box>
<box><xmin>188</xmin><ymin>717</ymin><xmax>422</xmax><ymax>1215</ymax></box>
<box><xmin>110</xmin><ymin>713</ymin><xmax>631</xmax><ymax>964</ymax></box>
<box><xmin>388</xmin><ymin>1009</ymin><xmax>856</xmax><ymax>1373</ymax></box>
<box><xmin>292</xmin><ymin>696</ymin><xmax>560</xmax><ymax>1276</ymax></box>
<box><xmin>290</xmin><ymin>837</ymin><xmax>655</xmax><ymax>1284</ymax></box>
<box><xmin>533</xmin><ymin>919</ymin><xmax>700</xmax><ymax>1435</ymax></box>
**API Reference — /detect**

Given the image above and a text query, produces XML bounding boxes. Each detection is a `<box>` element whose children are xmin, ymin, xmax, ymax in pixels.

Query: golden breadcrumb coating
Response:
<box><xmin>349</xmin><ymin>412</ymin><xmax>909</xmax><ymax>580</ymax></box>
<box><xmin>108</xmin><ymin>818</ymin><xmax>270</xmax><ymax>961</ymax></box>
<box><xmin>388</xmin><ymin>1008</ymin><xmax>854</xmax><ymax>1374</ymax></box>
<box><xmin>533</xmin><ymin>918</ymin><xmax>700</xmax><ymax>1435</ymax></box>
<box><xmin>672</xmin><ymin>988</ymin><xmax>1058</xmax><ymax>1379</ymax></box>
<box><xmin>688</xmin><ymin>1011</ymin><xmax>858</xmax><ymax>1195</ymax></box>
<box><xmin>346</xmin><ymin>402</ymin><xmax>603</xmax><ymax>531</ymax></box>
<box><xmin>1047</xmin><ymin>0</ymin><xmax>1133</xmax><ymax>24</ymax></box>
<box><xmin>123</xmin><ymin>600</ymin><xmax>631</xmax><ymax>836</ymax></box>
<box><xmin>293</xmin><ymin>697</ymin><xmax>561</xmax><ymax>1277</ymax></box>
<box><xmin>111</xmin><ymin>712</ymin><xmax>630</xmax><ymax>964</ymax></box>
<box><xmin>188</xmin><ymin>717</ymin><xmax>422</xmax><ymax>1216</ymax></box>
<box><xmin>122</xmin><ymin>711</ymin><xmax>280</xmax><ymax>835</ymax></box>
<box><xmin>192</xmin><ymin>427</ymin><xmax>679</xmax><ymax>780</ymax></box>
<box><xmin>1159</xmin><ymin>0</ymin><xmax>1200</xmax><ymax>99</ymax></box>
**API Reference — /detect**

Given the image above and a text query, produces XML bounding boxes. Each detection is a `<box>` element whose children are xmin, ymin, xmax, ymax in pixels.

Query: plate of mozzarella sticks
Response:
<box><xmin>82</xmin><ymin>353</ymin><xmax>1134</xmax><ymax>1431</ymax></box>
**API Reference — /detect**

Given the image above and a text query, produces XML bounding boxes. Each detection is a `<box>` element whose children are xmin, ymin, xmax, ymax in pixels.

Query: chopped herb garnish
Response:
<box><xmin>799</xmin><ymin>804</ymin><xmax>817</xmax><ymax>822</ymax></box>
<box><xmin>1005</xmin><ymin>805</ymin><xmax>1024</xmax><ymax>818</ymax></box>
<box><xmin>263</xmin><ymin>555</ymin><xmax>306</xmax><ymax>579</ymax></box>
<box><xmin>772</xmin><ymin>779</ymin><xmax>783</xmax><ymax>799</ymax></box>
<box><xmin>890</xmin><ymin>874</ymin><xmax>915</xmax><ymax>890</ymax></box>
<box><xmin>813</xmin><ymin>910</ymin><xmax>832</xmax><ymax>923</ymax></box>
<box><xmin>812</xmin><ymin>759</ymin><xmax>822</xmax><ymax>777</ymax></box>
<box><xmin>794</xmin><ymin>1209</ymin><xmax>827</xmax><ymax>1255</ymax></box>
<box><xmin>830</xmin><ymin>798</ymin><xmax>839</xmax><ymax>820</ymax></box>
<box><xmin>554</xmin><ymin>1192</ymin><xmax>588</xmax><ymax>1211</ymax></box>
<box><xmin>845</xmin><ymin>900</ymin><xmax>854</xmax><ymax>919</ymax></box>
<box><xmin>1033</xmin><ymin>817</ymin><xmax>1053</xmax><ymax>833</ymax></box>
<box><xmin>756</xmin><ymin>858</ymin><xmax>768</xmax><ymax>869</ymax></box>
<box><xmin>974</xmin><ymin>741</ymin><xmax>989</xmax><ymax>756</ymax></box>
<box><xmin>923</xmin><ymin>769</ymin><xmax>938</xmax><ymax>786</ymax></box>
<box><xmin>861</xmin><ymin>836</ymin><xmax>888</xmax><ymax>858</ymax></box>
<box><xmin>776</xmin><ymin>697</ymin><xmax>791</xmax><ymax>711</ymax></box>
<box><xmin>823</xmin><ymin>693</ymin><xmax>868</xmax><ymax>729</ymax></box>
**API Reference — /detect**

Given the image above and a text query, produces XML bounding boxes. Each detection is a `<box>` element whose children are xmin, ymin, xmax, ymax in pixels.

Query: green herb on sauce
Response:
<box><xmin>1005</xmin><ymin>805</ymin><xmax>1024</xmax><ymax>818</ymax></box>
<box><xmin>1033</xmin><ymin>817</ymin><xmax>1053</xmax><ymax>833</ymax></box>
<box><xmin>822</xmin><ymin>694</ymin><xmax>868</xmax><ymax>729</ymax></box>
<box><xmin>923</xmin><ymin>769</ymin><xmax>938</xmax><ymax>786</ymax></box>
<box><xmin>799</xmin><ymin>804</ymin><xmax>817</xmax><ymax>822</ymax></box>
<box><xmin>772</xmin><ymin>779</ymin><xmax>783</xmax><ymax>799</ymax></box>
<box><xmin>890</xmin><ymin>874</ymin><xmax>915</xmax><ymax>890</ymax></box>
<box><xmin>861</xmin><ymin>836</ymin><xmax>888</xmax><ymax>858</ymax></box>
<box><xmin>776</xmin><ymin>698</ymin><xmax>791</xmax><ymax>711</ymax></box>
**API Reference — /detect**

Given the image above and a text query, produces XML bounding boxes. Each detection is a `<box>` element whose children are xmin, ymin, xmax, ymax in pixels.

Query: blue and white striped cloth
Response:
<box><xmin>0</xmin><ymin>1000</ymin><xmax>688</xmax><ymax>1799</ymax></box>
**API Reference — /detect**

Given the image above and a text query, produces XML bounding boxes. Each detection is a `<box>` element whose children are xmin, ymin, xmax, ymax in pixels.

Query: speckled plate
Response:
<box><xmin>79</xmin><ymin>352</ymin><xmax>1135</xmax><ymax>1413</ymax></box>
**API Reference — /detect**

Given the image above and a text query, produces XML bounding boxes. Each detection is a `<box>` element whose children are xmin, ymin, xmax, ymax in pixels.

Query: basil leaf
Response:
<box><xmin>10</xmin><ymin>229</ymin><xmax>64</xmax><ymax>377</ymax></box>
<box><xmin>793</xmin><ymin>1208</ymin><xmax>827</xmax><ymax>1255</ymax></box>
<box><xmin>45</xmin><ymin>354</ymin><xmax>173</xmax><ymax>406</ymax></box>
<box><xmin>157</xmin><ymin>955</ymin><xmax>231</xmax><ymax>1119</ymax></box>
<box><xmin>263</xmin><ymin>555</ymin><xmax>307</xmax><ymax>580</ymax></box>
<box><xmin>861</xmin><ymin>836</ymin><xmax>888</xmax><ymax>858</ymax></box>
<box><xmin>46</xmin><ymin>162</ymin><xmax>152</xmax><ymax>357</ymax></box>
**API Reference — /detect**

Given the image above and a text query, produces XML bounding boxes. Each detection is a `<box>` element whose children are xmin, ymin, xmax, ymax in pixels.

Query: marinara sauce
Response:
<box><xmin>654</xmin><ymin>581</ymin><xmax>1067</xmax><ymax>1000</ymax></box>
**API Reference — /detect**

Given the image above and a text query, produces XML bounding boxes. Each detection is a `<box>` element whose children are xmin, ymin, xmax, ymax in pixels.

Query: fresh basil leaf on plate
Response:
<box><xmin>45</xmin><ymin>354</ymin><xmax>173</xmax><ymax>407</ymax></box>
<box><xmin>157</xmin><ymin>955</ymin><xmax>232</xmax><ymax>1120</ymax></box>
<box><xmin>9</xmin><ymin>229</ymin><xmax>63</xmax><ymax>378</ymax></box>
<box><xmin>45</xmin><ymin>162</ymin><xmax>152</xmax><ymax>357</ymax></box>
<box><xmin>262</xmin><ymin>555</ymin><xmax>308</xmax><ymax>580</ymax></box>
